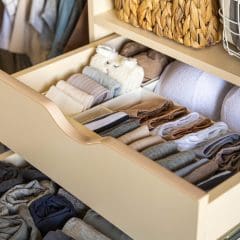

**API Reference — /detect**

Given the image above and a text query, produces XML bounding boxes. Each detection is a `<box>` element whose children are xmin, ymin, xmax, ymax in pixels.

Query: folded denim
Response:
<box><xmin>122</xmin><ymin>99</ymin><xmax>173</xmax><ymax>122</ymax></box>
<box><xmin>99</xmin><ymin>118</ymin><xmax>141</xmax><ymax>138</ymax></box>
<box><xmin>118</xmin><ymin>125</ymin><xmax>150</xmax><ymax>144</ymax></box>
<box><xmin>141</xmin><ymin>141</ymin><xmax>178</xmax><ymax>160</ymax></box>
<box><xmin>30</xmin><ymin>194</ymin><xmax>77</xmax><ymax>236</ymax></box>
<box><xmin>63</xmin><ymin>217</ymin><xmax>110</xmax><ymax>240</ymax></box>
<box><xmin>84</xmin><ymin>112</ymin><xmax>129</xmax><ymax>133</ymax></box>
<box><xmin>0</xmin><ymin>162</ymin><xmax>24</xmax><ymax>197</ymax></box>
<box><xmin>156</xmin><ymin>151</ymin><xmax>196</xmax><ymax>171</ymax></box>
<box><xmin>83</xmin><ymin>210</ymin><xmax>132</xmax><ymax>240</ymax></box>
<box><xmin>197</xmin><ymin>171</ymin><xmax>234</xmax><ymax>191</ymax></box>
<box><xmin>175</xmin><ymin>122</ymin><xmax>229</xmax><ymax>151</ymax></box>
<box><xmin>83</xmin><ymin>66</ymin><xmax>121</xmax><ymax>98</ymax></box>
<box><xmin>43</xmin><ymin>230</ymin><xmax>73</xmax><ymax>240</ymax></box>
<box><xmin>21</xmin><ymin>165</ymin><xmax>49</xmax><ymax>182</ymax></box>
<box><xmin>67</xmin><ymin>73</ymin><xmax>110</xmax><ymax>105</ymax></box>
<box><xmin>194</xmin><ymin>132</ymin><xmax>240</xmax><ymax>159</ymax></box>
<box><xmin>46</xmin><ymin>86</ymin><xmax>84</xmax><ymax>115</ymax></box>
<box><xmin>184</xmin><ymin>160</ymin><xmax>219</xmax><ymax>184</ymax></box>
<box><xmin>56</xmin><ymin>80</ymin><xmax>94</xmax><ymax>110</ymax></box>
<box><xmin>147</xmin><ymin>105</ymin><xmax>188</xmax><ymax>129</ymax></box>
<box><xmin>175</xmin><ymin>158</ymin><xmax>209</xmax><ymax>177</ymax></box>
<box><xmin>0</xmin><ymin>206</ymin><xmax>41</xmax><ymax>240</ymax></box>
<box><xmin>0</xmin><ymin>180</ymin><xmax>55</xmax><ymax>216</ymax></box>
<box><xmin>129</xmin><ymin>135</ymin><xmax>165</xmax><ymax>151</ymax></box>
<box><xmin>58</xmin><ymin>188</ymin><xmax>88</xmax><ymax>217</ymax></box>
<box><xmin>119</xmin><ymin>41</ymin><xmax>149</xmax><ymax>57</ymax></box>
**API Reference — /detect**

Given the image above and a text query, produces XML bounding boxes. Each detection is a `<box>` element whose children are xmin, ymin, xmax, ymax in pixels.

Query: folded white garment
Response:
<box><xmin>46</xmin><ymin>86</ymin><xmax>84</xmax><ymax>115</ymax></box>
<box><xmin>175</xmin><ymin>122</ymin><xmax>229</xmax><ymax>151</ymax></box>
<box><xmin>221</xmin><ymin>86</ymin><xmax>240</xmax><ymax>132</ymax></box>
<box><xmin>90</xmin><ymin>45</ymin><xmax>144</xmax><ymax>94</ymax></box>
<box><xmin>56</xmin><ymin>80</ymin><xmax>94</xmax><ymax>110</ymax></box>
<box><xmin>153</xmin><ymin>112</ymin><xmax>200</xmax><ymax>137</ymax></box>
<box><xmin>154</xmin><ymin>61</ymin><xmax>232</xmax><ymax>120</ymax></box>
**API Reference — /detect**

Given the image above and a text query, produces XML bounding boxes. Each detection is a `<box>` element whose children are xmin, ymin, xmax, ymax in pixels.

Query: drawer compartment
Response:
<box><xmin>0</xmin><ymin>35</ymin><xmax>239</xmax><ymax>240</ymax></box>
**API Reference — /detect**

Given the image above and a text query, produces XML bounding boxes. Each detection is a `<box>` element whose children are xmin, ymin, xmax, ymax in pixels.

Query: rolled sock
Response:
<box><xmin>99</xmin><ymin>118</ymin><xmax>141</xmax><ymax>138</ymax></box>
<box><xmin>58</xmin><ymin>188</ymin><xmax>88</xmax><ymax>217</ymax></box>
<box><xmin>119</xmin><ymin>41</ymin><xmax>149</xmax><ymax>57</ymax></box>
<box><xmin>43</xmin><ymin>230</ymin><xmax>73</xmax><ymax>240</ymax></box>
<box><xmin>46</xmin><ymin>86</ymin><xmax>84</xmax><ymax>115</ymax></box>
<box><xmin>0</xmin><ymin>180</ymin><xmax>55</xmax><ymax>216</ymax></box>
<box><xmin>56</xmin><ymin>80</ymin><xmax>94</xmax><ymax>110</ymax></box>
<box><xmin>30</xmin><ymin>194</ymin><xmax>77</xmax><ymax>237</ymax></box>
<box><xmin>194</xmin><ymin>132</ymin><xmax>240</xmax><ymax>159</ymax></box>
<box><xmin>0</xmin><ymin>206</ymin><xmax>41</xmax><ymax>240</ymax></box>
<box><xmin>83</xmin><ymin>66</ymin><xmax>121</xmax><ymax>97</ymax></box>
<box><xmin>63</xmin><ymin>217</ymin><xmax>110</xmax><ymax>240</ymax></box>
<box><xmin>141</xmin><ymin>141</ymin><xmax>178</xmax><ymax>160</ymax></box>
<box><xmin>184</xmin><ymin>160</ymin><xmax>219</xmax><ymax>184</ymax></box>
<box><xmin>83</xmin><ymin>210</ymin><xmax>132</xmax><ymax>240</ymax></box>
<box><xmin>156</xmin><ymin>151</ymin><xmax>196</xmax><ymax>171</ymax></box>
<box><xmin>175</xmin><ymin>158</ymin><xmax>209</xmax><ymax>177</ymax></box>
<box><xmin>197</xmin><ymin>171</ymin><xmax>234</xmax><ymax>191</ymax></box>
<box><xmin>67</xmin><ymin>73</ymin><xmax>110</xmax><ymax>104</ymax></box>
<box><xmin>84</xmin><ymin>112</ymin><xmax>129</xmax><ymax>132</ymax></box>
<box><xmin>129</xmin><ymin>135</ymin><xmax>164</xmax><ymax>151</ymax></box>
<box><xmin>175</xmin><ymin>122</ymin><xmax>229</xmax><ymax>151</ymax></box>
<box><xmin>118</xmin><ymin>125</ymin><xmax>150</xmax><ymax>144</ymax></box>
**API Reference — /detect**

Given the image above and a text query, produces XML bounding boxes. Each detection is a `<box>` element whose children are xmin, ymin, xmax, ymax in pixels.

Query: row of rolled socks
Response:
<box><xmin>0</xmin><ymin>158</ymin><xmax>132</xmax><ymax>240</ymax></box>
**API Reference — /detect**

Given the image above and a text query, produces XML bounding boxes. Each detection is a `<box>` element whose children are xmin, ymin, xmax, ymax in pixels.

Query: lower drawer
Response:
<box><xmin>0</xmin><ymin>34</ymin><xmax>239</xmax><ymax>240</ymax></box>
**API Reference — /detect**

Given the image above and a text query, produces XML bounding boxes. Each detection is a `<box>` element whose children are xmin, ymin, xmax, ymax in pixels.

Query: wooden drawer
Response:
<box><xmin>0</xmin><ymin>35</ymin><xmax>239</xmax><ymax>240</ymax></box>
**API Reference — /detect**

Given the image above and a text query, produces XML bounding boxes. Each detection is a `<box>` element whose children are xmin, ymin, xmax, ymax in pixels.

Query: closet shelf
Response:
<box><xmin>95</xmin><ymin>10</ymin><xmax>240</xmax><ymax>86</ymax></box>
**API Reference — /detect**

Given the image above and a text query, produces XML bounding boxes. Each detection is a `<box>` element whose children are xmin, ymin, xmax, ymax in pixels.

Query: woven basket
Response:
<box><xmin>114</xmin><ymin>0</ymin><xmax>222</xmax><ymax>48</ymax></box>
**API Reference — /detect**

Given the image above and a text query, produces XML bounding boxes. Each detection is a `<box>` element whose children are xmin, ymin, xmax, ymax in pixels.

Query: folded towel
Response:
<box><xmin>43</xmin><ymin>230</ymin><xmax>73</xmax><ymax>240</ymax></box>
<box><xmin>175</xmin><ymin>122</ymin><xmax>229</xmax><ymax>151</ymax></box>
<box><xmin>21</xmin><ymin>165</ymin><xmax>49</xmax><ymax>182</ymax></box>
<box><xmin>142</xmin><ymin>141</ymin><xmax>178</xmax><ymax>160</ymax></box>
<box><xmin>30</xmin><ymin>194</ymin><xmax>77</xmax><ymax>236</ymax></box>
<box><xmin>83</xmin><ymin>210</ymin><xmax>132</xmax><ymax>240</ymax></box>
<box><xmin>84</xmin><ymin>112</ymin><xmax>129</xmax><ymax>132</ymax></box>
<box><xmin>83</xmin><ymin>66</ymin><xmax>121</xmax><ymax>98</ymax></box>
<box><xmin>175</xmin><ymin>158</ymin><xmax>209</xmax><ymax>177</ymax></box>
<box><xmin>90</xmin><ymin>45</ymin><xmax>144</xmax><ymax>94</ymax></box>
<box><xmin>194</xmin><ymin>132</ymin><xmax>240</xmax><ymax>159</ymax></box>
<box><xmin>221</xmin><ymin>87</ymin><xmax>240</xmax><ymax>132</ymax></box>
<box><xmin>46</xmin><ymin>86</ymin><xmax>84</xmax><ymax>115</ymax></box>
<box><xmin>129</xmin><ymin>135</ymin><xmax>164</xmax><ymax>151</ymax></box>
<box><xmin>154</xmin><ymin>61</ymin><xmax>232</xmax><ymax>120</ymax></box>
<box><xmin>0</xmin><ymin>206</ymin><xmax>41</xmax><ymax>240</ymax></box>
<box><xmin>58</xmin><ymin>188</ymin><xmax>88</xmax><ymax>217</ymax></box>
<box><xmin>134</xmin><ymin>50</ymin><xmax>169</xmax><ymax>82</ymax></box>
<box><xmin>67</xmin><ymin>73</ymin><xmax>110</xmax><ymax>105</ymax></box>
<box><xmin>119</xmin><ymin>41</ymin><xmax>149</xmax><ymax>57</ymax></box>
<box><xmin>99</xmin><ymin>118</ymin><xmax>141</xmax><ymax>138</ymax></box>
<box><xmin>156</xmin><ymin>151</ymin><xmax>196</xmax><ymax>171</ymax></box>
<box><xmin>0</xmin><ymin>180</ymin><xmax>55</xmax><ymax>216</ymax></box>
<box><xmin>56</xmin><ymin>80</ymin><xmax>94</xmax><ymax>110</ymax></box>
<box><xmin>118</xmin><ymin>125</ymin><xmax>150</xmax><ymax>144</ymax></box>
<box><xmin>63</xmin><ymin>217</ymin><xmax>110</xmax><ymax>240</ymax></box>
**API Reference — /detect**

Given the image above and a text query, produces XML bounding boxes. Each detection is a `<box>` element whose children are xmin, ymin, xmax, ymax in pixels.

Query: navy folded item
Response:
<box><xmin>29</xmin><ymin>194</ymin><xmax>77</xmax><ymax>236</ymax></box>
<box><xmin>43</xmin><ymin>230</ymin><xmax>73</xmax><ymax>240</ymax></box>
<box><xmin>21</xmin><ymin>165</ymin><xmax>49</xmax><ymax>182</ymax></box>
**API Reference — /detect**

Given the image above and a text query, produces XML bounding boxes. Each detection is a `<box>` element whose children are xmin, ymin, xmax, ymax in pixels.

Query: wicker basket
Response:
<box><xmin>114</xmin><ymin>0</ymin><xmax>222</xmax><ymax>48</ymax></box>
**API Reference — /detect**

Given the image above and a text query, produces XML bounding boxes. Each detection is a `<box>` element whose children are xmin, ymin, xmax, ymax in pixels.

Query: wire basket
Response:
<box><xmin>219</xmin><ymin>0</ymin><xmax>240</xmax><ymax>58</ymax></box>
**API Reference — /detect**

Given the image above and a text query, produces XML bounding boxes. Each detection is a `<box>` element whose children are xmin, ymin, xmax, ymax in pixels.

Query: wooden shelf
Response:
<box><xmin>95</xmin><ymin>10</ymin><xmax>240</xmax><ymax>87</ymax></box>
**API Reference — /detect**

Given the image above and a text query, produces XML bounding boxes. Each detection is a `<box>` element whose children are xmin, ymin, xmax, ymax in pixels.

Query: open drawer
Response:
<box><xmin>0</xmin><ymin>34</ymin><xmax>239</xmax><ymax>240</ymax></box>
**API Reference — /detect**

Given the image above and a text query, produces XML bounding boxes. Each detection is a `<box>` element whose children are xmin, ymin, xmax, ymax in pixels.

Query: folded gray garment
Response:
<box><xmin>156</xmin><ymin>151</ymin><xmax>196</xmax><ymax>171</ymax></box>
<box><xmin>0</xmin><ymin>180</ymin><xmax>55</xmax><ymax>216</ymax></box>
<box><xmin>83</xmin><ymin>210</ymin><xmax>132</xmax><ymax>240</ymax></box>
<box><xmin>175</xmin><ymin>158</ymin><xmax>209</xmax><ymax>177</ymax></box>
<box><xmin>141</xmin><ymin>141</ymin><xmax>178</xmax><ymax>161</ymax></box>
<box><xmin>63</xmin><ymin>217</ymin><xmax>110</xmax><ymax>240</ymax></box>
<box><xmin>58</xmin><ymin>188</ymin><xmax>88</xmax><ymax>217</ymax></box>
<box><xmin>194</xmin><ymin>132</ymin><xmax>240</xmax><ymax>159</ymax></box>
<box><xmin>99</xmin><ymin>118</ymin><xmax>140</xmax><ymax>138</ymax></box>
<box><xmin>43</xmin><ymin>230</ymin><xmax>73</xmax><ymax>240</ymax></box>
<box><xmin>83</xmin><ymin>66</ymin><xmax>121</xmax><ymax>98</ymax></box>
<box><xmin>0</xmin><ymin>206</ymin><xmax>41</xmax><ymax>240</ymax></box>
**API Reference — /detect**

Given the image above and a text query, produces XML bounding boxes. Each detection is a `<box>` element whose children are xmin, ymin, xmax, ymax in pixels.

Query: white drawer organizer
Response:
<box><xmin>0</xmin><ymin>1</ymin><xmax>239</xmax><ymax>239</ymax></box>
